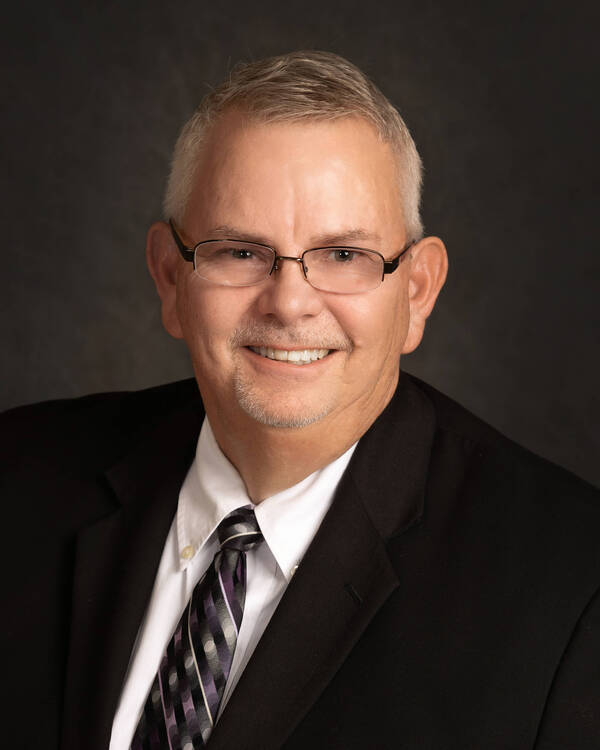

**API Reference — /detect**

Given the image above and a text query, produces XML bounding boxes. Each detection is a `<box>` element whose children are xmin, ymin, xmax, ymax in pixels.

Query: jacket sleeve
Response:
<box><xmin>535</xmin><ymin>583</ymin><xmax>600</xmax><ymax>749</ymax></box>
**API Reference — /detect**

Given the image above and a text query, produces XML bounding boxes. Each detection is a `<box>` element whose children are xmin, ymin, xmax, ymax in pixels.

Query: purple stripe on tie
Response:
<box><xmin>218</xmin><ymin>552</ymin><xmax>244</xmax><ymax>626</ymax></box>
<box><xmin>202</xmin><ymin>582</ymin><xmax>232</xmax><ymax>679</ymax></box>
<box><xmin>218</xmin><ymin>566</ymin><xmax>239</xmax><ymax>636</ymax></box>
<box><xmin>189</xmin><ymin>604</ymin><xmax>220</xmax><ymax>719</ymax></box>
<box><xmin>172</xmin><ymin>621</ymin><xmax>203</xmax><ymax>743</ymax></box>
<box><xmin>157</xmin><ymin>657</ymin><xmax>176</xmax><ymax>750</ymax></box>
<box><xmin>179</xmin><ymin>674</ymin><xmax>199</xmax><ymax>738</ymax></box>
<box><xmin>168</xmin><ymin>624</ymin><xmax>189</xmax><ymax>736</ymax></box>
<box><xmin>192</xmin><ymin>574</ymin><xmax>226</xmax><ymax>678</ymax></box>
<box><xmin>197</xmin><ymin>644</ymin><xmax>220</xmax><ymax>720</ymax></box>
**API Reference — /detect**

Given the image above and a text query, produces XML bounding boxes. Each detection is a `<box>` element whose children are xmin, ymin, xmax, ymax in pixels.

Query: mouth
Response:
<box><xmin>247</xmin><ymin>346</ymin><xmax>331</xmax><ymax>365</ymax></box>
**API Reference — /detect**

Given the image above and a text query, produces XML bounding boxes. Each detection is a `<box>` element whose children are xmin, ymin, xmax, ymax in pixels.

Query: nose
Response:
<box><xmin>255</xmin><ymin>254</ymin><xmax>325</xmax><ymax>325</ymax></box>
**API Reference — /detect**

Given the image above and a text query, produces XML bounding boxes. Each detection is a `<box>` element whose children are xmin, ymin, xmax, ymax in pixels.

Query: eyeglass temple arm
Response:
<box><xmin>382</xmin><ymin>241</ymin><xmax>415</xmax><ymax>275</ymax></box>
<box><xmin>169</xmin><ymin>219</ymin><xmax>195</xmax><ymax>262</ymax></box>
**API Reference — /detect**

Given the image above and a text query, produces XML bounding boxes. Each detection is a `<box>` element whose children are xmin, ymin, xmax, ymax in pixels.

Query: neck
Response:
<box><xmin>205</xmin><ymin>377</ymin><xmax>398</xmax><ymax>503</ymax></box>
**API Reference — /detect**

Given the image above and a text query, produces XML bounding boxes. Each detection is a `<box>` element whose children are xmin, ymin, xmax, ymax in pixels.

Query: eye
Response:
<box><xmin>331</xmin><ymin>249</ymin><xmax>356</xmax><ymax>262</ymax></box>
<box><xmin>231</xmin><ymin>248</ymin><xmax>255</xmax><ymax>260</ymax></box>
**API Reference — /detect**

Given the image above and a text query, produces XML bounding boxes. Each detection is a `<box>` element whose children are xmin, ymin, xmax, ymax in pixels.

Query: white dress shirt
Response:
<box><xmin>109</xmin><ymin>417</ymin><xmax>357</xmax><ymax>749</ymax></box>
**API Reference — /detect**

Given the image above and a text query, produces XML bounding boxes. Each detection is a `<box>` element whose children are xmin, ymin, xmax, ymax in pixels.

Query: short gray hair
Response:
<box><xmin>164</xmin><ymin>51</ymin><xmax>424</xmax><ymax>240</ymax></box>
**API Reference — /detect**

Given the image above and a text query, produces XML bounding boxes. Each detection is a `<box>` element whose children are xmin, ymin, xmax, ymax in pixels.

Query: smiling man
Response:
<box><xmin>147</xmin><ymin>110</ymin><xmax>446</xmax><ymax>502</ymax></box>
<box><xmin>3</xmin><ymin>51</ymin><xmax>600</xmax><ymax>750</ymax></box>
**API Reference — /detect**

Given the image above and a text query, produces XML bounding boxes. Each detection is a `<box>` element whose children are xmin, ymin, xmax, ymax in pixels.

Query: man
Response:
<box><xmin>3</xmin><ymin>51</ymin><xmax>600</xmax><ymax>749</ymax></box>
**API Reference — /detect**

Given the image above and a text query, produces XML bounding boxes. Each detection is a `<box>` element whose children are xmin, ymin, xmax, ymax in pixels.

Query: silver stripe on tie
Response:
<box><xmin>220</xmin><ymin>530</ymin><xmax>261</xmax><ymax>546</ymax></box>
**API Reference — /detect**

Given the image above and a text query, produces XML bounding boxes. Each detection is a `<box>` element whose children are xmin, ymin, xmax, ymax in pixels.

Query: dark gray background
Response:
<box><xmin>3</xmin><ymin>1</ymin><xmax>599</xmax><ymax>486</ymax></box>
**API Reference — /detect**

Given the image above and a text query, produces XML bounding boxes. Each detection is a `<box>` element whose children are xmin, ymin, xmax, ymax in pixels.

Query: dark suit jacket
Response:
<box><xmin>2</xmin><ymin>373</ymin><xmax>600</xmax><ymax>749</ymax></box>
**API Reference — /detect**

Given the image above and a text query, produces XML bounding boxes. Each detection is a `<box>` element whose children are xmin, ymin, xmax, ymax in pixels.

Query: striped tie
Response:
<box><xmin>131</xmin><ymin>507</ymin><xmax>263</xmax><ymax>749</ymax></box>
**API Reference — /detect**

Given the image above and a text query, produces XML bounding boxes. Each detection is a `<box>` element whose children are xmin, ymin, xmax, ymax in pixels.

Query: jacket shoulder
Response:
<box><xmin>407</xmin><ymin>373</ymin><xmax>600</xmax><ymax>565</ymax></box>
<box><xmin>412</xmin><ymin>372</ymin><xmax>598</xmax><ymax>492</ymax></box>
<box><xmin>409</xmin><ymin>374</ymin><xmax>600</xmax><ymax>572</ymax></box>
<box><xmin>0</xmin><ymin>378</ymin><xmax>200</xmax><ymax>472</ymax></box>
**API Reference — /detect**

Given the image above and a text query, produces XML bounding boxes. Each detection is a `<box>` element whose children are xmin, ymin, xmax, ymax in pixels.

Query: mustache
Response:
<box><xmin>230</xmin><ymin>324</ymin><xmax>352</xmax><ymax>352</ymax></box>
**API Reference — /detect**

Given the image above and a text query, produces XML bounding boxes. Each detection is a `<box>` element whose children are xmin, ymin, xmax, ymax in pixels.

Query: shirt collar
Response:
<box><xmin>177</xmin><ymin>417</ymin><xmax>357</xmax><ymax>580</ymax></box>
<box><xmin>177</xmin><ymin>417</ymin><xmax>250</xmax><ymax>570</ymax></box>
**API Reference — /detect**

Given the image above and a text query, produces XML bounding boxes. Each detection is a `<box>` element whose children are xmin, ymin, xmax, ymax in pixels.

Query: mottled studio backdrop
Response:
<box><xmin>3</xmin><ymin>1</ymin><xmax>599</xmax><ymax>485</ymax></box>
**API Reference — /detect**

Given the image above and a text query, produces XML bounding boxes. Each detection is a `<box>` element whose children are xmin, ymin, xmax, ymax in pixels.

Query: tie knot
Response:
<box><xmin>217</xmin><ymin>507</ymin><xmax>263</xmax><ymax>552</ymax></box>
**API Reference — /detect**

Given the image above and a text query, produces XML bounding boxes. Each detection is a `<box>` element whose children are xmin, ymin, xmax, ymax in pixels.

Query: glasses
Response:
<box><xmin>169</xmin><ymin>220</ymin><xmax>414</xmax><ymax>294</ymax></box>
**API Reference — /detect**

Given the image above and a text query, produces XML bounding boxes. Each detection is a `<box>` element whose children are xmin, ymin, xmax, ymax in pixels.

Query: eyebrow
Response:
<box><xmin>207</xmin><ymin>225</ymin><xmax>382</xmax><ymax>247</ymax></box>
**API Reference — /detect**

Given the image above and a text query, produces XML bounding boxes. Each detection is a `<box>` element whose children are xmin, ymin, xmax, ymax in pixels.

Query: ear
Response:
<box><xmin>402</xmin><ymin>236</ymin><xmax>448</xmax><ymax>354</ymax></box>
<box><xmin>146</xmin><ymin>221</ymin><xmax>184</xmax><ymax>339</ymax></box>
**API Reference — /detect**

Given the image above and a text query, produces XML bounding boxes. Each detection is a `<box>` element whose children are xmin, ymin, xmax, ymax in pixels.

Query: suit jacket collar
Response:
<box><xmin>345</xmin><ymin>370</ymin><xmax>435</xmax><ymax>539</ymax></box>
<box><xmin>61</xmin><ymin>372</ymin><xmax>436</xmax><ymax>750</ymax></box>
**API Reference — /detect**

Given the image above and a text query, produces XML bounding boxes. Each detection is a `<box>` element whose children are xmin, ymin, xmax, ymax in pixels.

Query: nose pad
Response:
<box><xmin>272</xmin><ymin>256</ymin><xmax>308</xmax><ymax>279</ymax></box>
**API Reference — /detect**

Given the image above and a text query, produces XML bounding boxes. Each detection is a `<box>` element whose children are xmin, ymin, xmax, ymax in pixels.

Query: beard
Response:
<box><xmin>229</xmin><ymin>320</ymin><xmax>352</xmax><ymax>428</ymax></box>
<box><xmin>232</xmin><ymin>369</ymin><xmax>337</xmax><ymax>428</ymax></box>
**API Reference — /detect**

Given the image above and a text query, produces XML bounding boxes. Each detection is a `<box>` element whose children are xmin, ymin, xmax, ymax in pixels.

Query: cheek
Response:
<box><xmin>176</xmin><ymin>281</ymin><xmax>203</xmax><ymax>341</ymax></box>
<box><xmin>176</xmin><ymin>282</ymin><xmax>221</xmax><ymax>357</ymax></box>
<box><xmin>331</xmin><ymin>285</ymin><xmax>407</xmax><ymax>355</ymax></box>
<box><xmin>176</xmin><ymin>280</ymin><xmax>255</xmax><ymax>359</ymax></box>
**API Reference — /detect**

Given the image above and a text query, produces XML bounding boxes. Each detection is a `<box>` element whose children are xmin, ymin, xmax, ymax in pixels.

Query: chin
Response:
<box><xmin>233</xmin><ymin>378</ymin><xmax>336</xmax><ymax>429</ymax></box>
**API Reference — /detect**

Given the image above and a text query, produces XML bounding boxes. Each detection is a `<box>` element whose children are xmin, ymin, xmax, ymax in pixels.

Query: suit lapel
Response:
<box><xmin>208</xmin><ymin>374</ymin><xmax>436</xmax><ymax>749</ymax></box>
<box><xmin>61</xmin><ymin>394</ymin><xmax>205</xmax><ymax>750</ymax></box>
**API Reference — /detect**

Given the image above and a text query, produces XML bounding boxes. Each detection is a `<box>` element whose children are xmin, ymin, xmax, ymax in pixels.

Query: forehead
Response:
<box><xmin>183</xmin><ymin>111</ymin><xmax>405</xmax><ymax>243</ymax></box>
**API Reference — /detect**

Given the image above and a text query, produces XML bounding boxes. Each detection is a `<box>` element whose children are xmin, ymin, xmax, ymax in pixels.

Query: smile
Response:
<box><xmin>248</xmin><ymin>346</ymin><xmax>330</xmax><ymax>365</ymax></box>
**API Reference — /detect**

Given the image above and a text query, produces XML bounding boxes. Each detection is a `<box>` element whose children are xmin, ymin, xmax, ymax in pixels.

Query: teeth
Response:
<box><xmin>250</xmin><ymin>346</ymin><xmax>330</xmax><ymax>364</ymax></box>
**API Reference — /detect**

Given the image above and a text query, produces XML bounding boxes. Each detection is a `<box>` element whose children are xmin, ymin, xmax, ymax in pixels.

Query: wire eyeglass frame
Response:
<box><xmin>168</xmin><ymin>219</ymin><xmax>415</xmax><ymax>293</ymax></box>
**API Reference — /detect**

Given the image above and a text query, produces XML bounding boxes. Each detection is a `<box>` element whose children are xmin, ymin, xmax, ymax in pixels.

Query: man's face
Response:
<box><xmin>166</xmin><ymin>112</ymin><xmax>418</xmax><ymax>431</ymax></box>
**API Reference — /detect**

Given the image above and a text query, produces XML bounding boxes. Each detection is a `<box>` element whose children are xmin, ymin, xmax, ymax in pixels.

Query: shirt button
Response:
<box><xmin>181</xmin><ymin>545</ymin><xmax>195</xmax><ymax>560</ymax></box>
<box><xmin>290</xmin><ymin>564</ymin><xmax>299</xmax><ymax>577</ymax></box>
